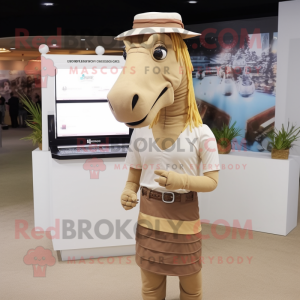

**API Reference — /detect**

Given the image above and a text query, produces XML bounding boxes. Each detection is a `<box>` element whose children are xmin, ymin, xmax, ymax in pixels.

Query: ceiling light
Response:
<box><xmin>81</xmin><ymin>39</ymin><xmax>85</xmax><ymax>41</ymax></box>
<box><xmin>188</xmin><ymin>1</ymin><xmax>197</xmax><ymax>3</ymax></box>
<box><xmin>41</xmin><ymin>2</ymin><xmax>54</xmax><ymax>6</ymax></box>
<box><xmin>0</xmin><ymin>48</ymin><xmax>11</xmax><ymax>53</ymax></box>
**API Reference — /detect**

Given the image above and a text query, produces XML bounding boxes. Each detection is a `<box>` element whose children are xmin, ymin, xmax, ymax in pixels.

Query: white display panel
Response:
<box><xmin>56</xmin><ymin>102</ymin><xmax>129</xmax><ymax>137</ymax></box>
<box><xmin>56</xmin><ymin>68</ymin><xmax>122</xmax><ymax>100</ymax></box>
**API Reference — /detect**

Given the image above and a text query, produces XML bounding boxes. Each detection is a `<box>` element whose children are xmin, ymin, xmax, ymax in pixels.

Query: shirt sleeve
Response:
<box><xmin>125</xmin><ymin>129</ymin><xmax>142</xmax><ymax>169</ymax></box>
<box><xmin>199</xmin><ymin>125</ymin><xmax>220</xmax><ymax>173</ymax></box>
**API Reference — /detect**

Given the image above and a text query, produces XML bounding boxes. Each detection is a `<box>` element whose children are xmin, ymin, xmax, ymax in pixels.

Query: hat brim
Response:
<box><xmin>115</xmin><ymin>27</ymin><xmax>201</xmax><ymax>40</ymax></box>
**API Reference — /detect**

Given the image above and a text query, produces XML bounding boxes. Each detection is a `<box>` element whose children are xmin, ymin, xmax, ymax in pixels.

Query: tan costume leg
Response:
<box><xmin>179</xmin><ymin>270</ymin><xmax>202</xmax><ymax>300</ymax></box>
<box><xmin>141</xmin><ymin>268</ymin><xmax>166</xmax><ymax>300</ymax></box>
<box><xmin>140</xmin><ymin>268</ymin><xmax>202</xmax><ymax>300</ymax></box>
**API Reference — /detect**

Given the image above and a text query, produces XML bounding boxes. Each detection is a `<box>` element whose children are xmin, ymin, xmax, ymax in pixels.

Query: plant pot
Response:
<box><xmin>271</xmin><ymin>148</ymin><xmax>289</xmax><ymax>159</ymax></box>
<box><xmin>217</xmin><ymin>141</ymin><xmax>232</xmax><ymax>154</ymax></box>
<box><xmin>38</xmin><ymin>142</ymin><xmax>42</xmax><ymax>150</ymax></box>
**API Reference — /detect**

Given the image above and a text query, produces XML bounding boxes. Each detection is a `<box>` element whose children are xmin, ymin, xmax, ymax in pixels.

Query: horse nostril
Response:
<box><xmin>132</xmin><ymin>94</ymin><xmax>139</xmax><ymax>110</ymax></box>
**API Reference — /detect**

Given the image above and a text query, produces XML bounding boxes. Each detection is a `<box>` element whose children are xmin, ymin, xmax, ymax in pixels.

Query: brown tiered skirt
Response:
<box><xmin>135</xmin><ymin>190</ymin><xmax>202</xmax><ymax>276</ymax></box>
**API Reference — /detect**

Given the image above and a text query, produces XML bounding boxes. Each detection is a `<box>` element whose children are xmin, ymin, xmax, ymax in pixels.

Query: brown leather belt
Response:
<box><xmin>141</xmin><ymin>187</ymin><xmax>196</xmax><ymax>203</ymax></box>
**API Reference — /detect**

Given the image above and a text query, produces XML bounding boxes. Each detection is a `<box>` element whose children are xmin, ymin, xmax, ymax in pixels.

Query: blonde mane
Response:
<box><xmin>149</xmin><ymin>33</ymin><xmax>203</xmax><ymax>131</ymax></box>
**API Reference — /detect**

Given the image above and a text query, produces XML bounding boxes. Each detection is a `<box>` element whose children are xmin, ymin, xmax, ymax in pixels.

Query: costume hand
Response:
<box><xmin>120</xmin><ymin>189</ymin><xmax>139</xmax><ymax>210</ymax></box>
<box><xmin>154</xmin><ymin>170</ymin><xmax>188</xmax><ymax>190</ymax></box>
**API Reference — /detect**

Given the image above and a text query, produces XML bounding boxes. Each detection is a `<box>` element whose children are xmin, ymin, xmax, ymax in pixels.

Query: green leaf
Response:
<box><xmin>17</xmin><ymin>91</ymin><xmax>42</xmax><ymax>145</ymax></box>
<box><xmin>211</xmin><ymin>121</ymin><xmax>242</xmax><ymax>144</ymax></box>
<box><xmin>266</xmin><ymin>121</ymin><xmax>300</xmax><ymax>150</ymax></box>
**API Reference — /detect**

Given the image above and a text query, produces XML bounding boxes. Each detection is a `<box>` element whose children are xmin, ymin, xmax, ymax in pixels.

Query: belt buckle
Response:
<box><xmin>162</xmin><ymin>192</ymin><xmax>175</xmax><ymax>204</ymax></box>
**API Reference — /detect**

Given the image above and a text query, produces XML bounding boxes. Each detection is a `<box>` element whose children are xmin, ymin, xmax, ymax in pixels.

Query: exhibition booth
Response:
<box><xmin>31</xmin><ymin>2</ymin><xmax>300</xmax><ymax>261</ymax></box>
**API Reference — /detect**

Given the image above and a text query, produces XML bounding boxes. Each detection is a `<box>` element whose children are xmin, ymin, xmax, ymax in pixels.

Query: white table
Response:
<box><xmin>32</xmin><ymin>149</ymin><xmax>138</xmax><ymax>260</ymax></box>
<box><xmin>32</xmin><ymin>149</ymin><xmax>299</xmax><ymax>260</ymax></box>
<box><xmin>199</xmin><ymin>151</ymin><xmax>299</xmax><ymax>236</ymax></box>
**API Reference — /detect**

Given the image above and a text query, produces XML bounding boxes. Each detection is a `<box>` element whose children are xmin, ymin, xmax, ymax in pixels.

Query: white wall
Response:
<box><xmin>276</xmin><ymin>1</ymin><xmax>300</xmax><ymax>156</ymax></box>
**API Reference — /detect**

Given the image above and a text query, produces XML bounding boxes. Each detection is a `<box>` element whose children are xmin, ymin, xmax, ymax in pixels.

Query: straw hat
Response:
<box><xmin>115</xmin><ymin>12</ymin><xmax>201</xmax><ymax>40</ymax></box>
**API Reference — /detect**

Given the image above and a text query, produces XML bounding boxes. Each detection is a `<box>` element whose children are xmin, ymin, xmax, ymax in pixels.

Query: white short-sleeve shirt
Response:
<box><xmin>125</xmin><ymin>124</ymin><xmax>220</xmax><ymax>193</ymax></box>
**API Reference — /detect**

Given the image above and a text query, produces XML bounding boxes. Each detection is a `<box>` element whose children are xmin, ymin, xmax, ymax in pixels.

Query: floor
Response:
<box><xmin>0</xmin><ymin>128</ymin><xmax>300</xmax><ymax>300</ymax></box>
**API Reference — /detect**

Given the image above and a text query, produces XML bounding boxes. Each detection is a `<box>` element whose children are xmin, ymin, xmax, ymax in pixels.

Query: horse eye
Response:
<box><xmin>153</xmin><ymin>46</ymin><xmax>167</xmax><ymax>60</ymax></box>
<box><xmin>123</xmin><ymin>49</ymin><xmax>127</xmax><ymax>60</ymax></box>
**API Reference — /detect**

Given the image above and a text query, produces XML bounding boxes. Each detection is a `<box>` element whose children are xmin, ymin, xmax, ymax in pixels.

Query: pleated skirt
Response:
<box><xmin>135</xmin><ymin>191</ymin><xmax>202</xmax><ymax>276</ymax></box>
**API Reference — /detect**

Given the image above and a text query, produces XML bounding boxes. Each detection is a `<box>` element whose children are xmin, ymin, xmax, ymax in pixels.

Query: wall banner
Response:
<box><xmin>186</xmin><ymin>17</ymin><xmax>278</xmax><ymax>152</ymax></box>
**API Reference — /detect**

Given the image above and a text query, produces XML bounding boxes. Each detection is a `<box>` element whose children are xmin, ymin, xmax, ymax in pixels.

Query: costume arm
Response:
<box><xmin>121</xmin><ymin>167</ymin><xmax>142</xmax><ymax>210</ymax></box>
<box><xmin>186</xmin><ymin>171</ymin><xmax>218</xmax><ymax>192</ymax></box>
<box><xmin>154</xmin><ymin>170</ymin><xmax>219</xmax><ymax>193</ymax></box>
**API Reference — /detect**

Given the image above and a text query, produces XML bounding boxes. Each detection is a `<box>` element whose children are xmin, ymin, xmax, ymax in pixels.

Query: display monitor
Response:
<box><xmin>56</xmin><ymin>102</ymin><xmax>129</xmax><ymax>137</ymax></box>
<box><xmin>55</xmin><ymin>67</ymin><xmax>129</xmax><ymax>139</ymax></box>
<box><xmin>56</xmin><ymin>68</ymin><xmax>122</xmax><ymax>101</ymax></box>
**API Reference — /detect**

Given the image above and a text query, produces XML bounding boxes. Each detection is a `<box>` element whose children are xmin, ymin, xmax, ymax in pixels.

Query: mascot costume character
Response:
<box><xmin>108</xmin><ymin>12</ymin><xmax>220</xmax><ymax>300</ymax></box>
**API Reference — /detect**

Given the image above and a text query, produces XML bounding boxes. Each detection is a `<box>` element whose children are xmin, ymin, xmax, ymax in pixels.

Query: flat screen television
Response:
<box><xmin>49</xmin><ymin>67</ymin><xmax>132</xmax><ymax>147</ymax></box>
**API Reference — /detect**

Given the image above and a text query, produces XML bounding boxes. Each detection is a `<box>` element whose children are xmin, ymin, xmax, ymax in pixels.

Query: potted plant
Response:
<box><xmin>18</xmin><ymin>92</ymin><xmax>42</xmax><ymax>150</ymax></box>
<box><xmin>212</xmin><ymin>121</ymin><xmax>242</xmax><ymax>154</ymax></box>
<box><xmin>267</xmin><ymin>122</ymin><xmax>300</xmax><ymax>159</ymax></box>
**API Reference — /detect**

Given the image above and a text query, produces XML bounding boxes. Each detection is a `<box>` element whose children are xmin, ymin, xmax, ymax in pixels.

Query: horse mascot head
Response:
<box><xmin>107</xmin><ymin>12</ymin><xmax>203</xmax><ymax>131</ymax></box>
